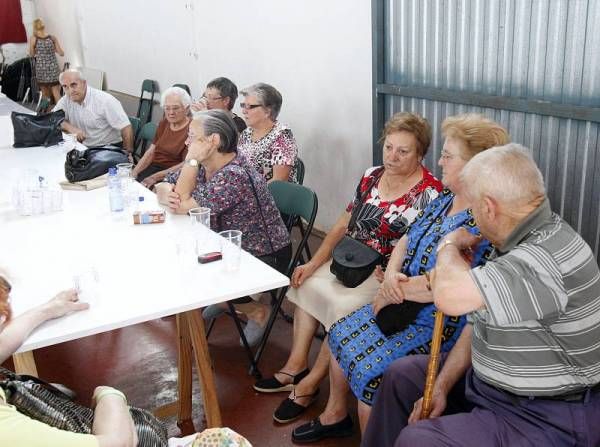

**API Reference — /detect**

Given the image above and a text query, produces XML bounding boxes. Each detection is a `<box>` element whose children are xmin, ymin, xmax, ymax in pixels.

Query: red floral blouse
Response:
<box><xmin>345</xmin><ymin>165</ymin><xmax>442</xmax><ymax>261</ymax></box>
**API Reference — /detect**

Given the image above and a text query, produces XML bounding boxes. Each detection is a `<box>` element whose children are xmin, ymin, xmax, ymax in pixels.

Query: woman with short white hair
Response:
<box><xmin>133</xmin><ymin>86</ymin><xmax>192</xmax><ymax>188</ymax></box>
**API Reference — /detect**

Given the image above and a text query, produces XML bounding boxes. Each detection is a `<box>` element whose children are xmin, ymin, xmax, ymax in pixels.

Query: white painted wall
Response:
<box><xmin>32</xmin><ymin>0</ymin><xmax>373</xmax><ymax>230</ymax></box>
<box><xmin>32</xmin><ymin>0</ymin><xmax>83</xmax><ymax>68</ymax></box>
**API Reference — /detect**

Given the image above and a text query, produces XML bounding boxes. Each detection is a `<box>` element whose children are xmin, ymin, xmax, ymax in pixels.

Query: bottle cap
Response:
<box><xmin>138</xmin><ymin>196</ymin><xmax>144</xmax><ymax>202</ymax></box>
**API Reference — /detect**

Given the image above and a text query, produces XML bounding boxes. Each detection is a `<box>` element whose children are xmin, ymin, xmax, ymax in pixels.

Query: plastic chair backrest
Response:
<box><xmin>139</xmin><ymin>122</ymin><xmax>157</xmax><ymax>143</ymax></box>
<box><xmin>129</xmin><ymin>116</ymin><xmax>141</xmax><ymax>137</ymax></box>
<box><xmin>268</xmin><ymin>181</ymin><xmax>317</xmax><ymax>232</ymax></box>
<box><xmin>137</xmin><ymin>79</ymin><xmax>156</xmax><ymax>126</ymax></box>
<box><xmin>295</xmin><ymin>157</ymin><xmax>305</xmax><ymax>185</ymax></box>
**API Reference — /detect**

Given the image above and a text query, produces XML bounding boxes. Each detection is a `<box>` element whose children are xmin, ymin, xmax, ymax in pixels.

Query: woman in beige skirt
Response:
<box><xmin>253</xmin><ymin>112</ymin><xmax>443</xmax><ymax>424</ymax></box>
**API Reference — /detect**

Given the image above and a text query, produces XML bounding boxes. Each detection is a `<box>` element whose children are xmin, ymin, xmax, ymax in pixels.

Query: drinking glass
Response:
<box><xmin>189</xmin><ymin>207</ymin><xmax>211</xmax><ymax>254</ymax></box>
<box><xmin>117</xmin><ymin>162</ymin><xmax>134</xmax><ymax>207</ymax></box>
<box><xmin>73</xmin><ymin>267</ymin><xmax>100</xmax><ymax>304</ymax></box>
<box><xmin>219</xmin><ymin>230</ymin><xmax>242</xmax><ymax>272</ymax></box>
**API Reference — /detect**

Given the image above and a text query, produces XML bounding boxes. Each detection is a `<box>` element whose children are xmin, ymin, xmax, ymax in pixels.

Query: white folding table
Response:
<box><xmin>0</xmin><ymin>118</ymin><xmax>288</xmax><ymax>429</ymax></box>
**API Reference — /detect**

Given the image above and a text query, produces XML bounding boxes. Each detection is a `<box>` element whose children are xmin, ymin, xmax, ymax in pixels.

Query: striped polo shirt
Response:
<box><xmin>468</xmin><ymin>198</ymin><xmax>600</xmax><ymax>396</ymax></box>
<box><xmin>54</xmin><ymin>86</ymin><xmax>129</xmax><ymax>147</ymax></box>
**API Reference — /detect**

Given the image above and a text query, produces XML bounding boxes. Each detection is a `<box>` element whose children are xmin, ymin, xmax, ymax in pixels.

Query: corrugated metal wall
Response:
<box><xmin>376</xmin><ymin>0</ymin><xmax>600</xmax><ymax>257</ymax></box>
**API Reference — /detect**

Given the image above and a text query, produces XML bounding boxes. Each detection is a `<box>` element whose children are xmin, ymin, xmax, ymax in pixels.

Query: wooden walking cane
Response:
<box><xmin>420</xmin><ymin>309</ymin><xmax>445</xmax><ymax>419</ymax></box>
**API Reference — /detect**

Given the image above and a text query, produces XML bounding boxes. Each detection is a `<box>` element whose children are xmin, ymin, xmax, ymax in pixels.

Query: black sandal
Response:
<box><xmin>273</xmin><ymin>388</ymin><xmax>320</xmax><ymax>424</ymax></box>
<box><xmin>253</xmin><ymin>368</ymin><xmax>309</xmax><ymax>393</ymax></box>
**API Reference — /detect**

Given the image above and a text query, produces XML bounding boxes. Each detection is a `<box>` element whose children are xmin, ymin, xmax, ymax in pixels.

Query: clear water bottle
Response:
<box><xmin>108</xmin><ymin>167</ymin><xmax>124</xmax><ymax>212</ymax></box>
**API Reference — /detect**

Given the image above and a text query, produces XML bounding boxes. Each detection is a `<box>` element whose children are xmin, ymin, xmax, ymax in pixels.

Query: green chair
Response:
<box><xmin>287</xmin><ymin>157</ymin><xmax>312</xmax><ymax>261</ymax></box>
<box><xmin>135</xmin><ymin>121</ymin><xmax>157</xmax><ymax>161</ymax></box>
<box><xmin>172</xmin><ymin>83</ymin><xmax>191</xmax><ymax>96</ymax></box>
<box><xmin>251</xmin><ymin>181</ymin><xmax>318</xmax><ymax>376</ymax></box>
<box><xmin>128</xmin><ymin>116</ymin><xmax>142</xmax><ymax>160</ymax></box>
<box><xmin>205</xmin><ymin>181</ymin><xmax>318</xmax><ymax>377</ymax></box>
<box><xmin>36</xmin><ymin>97</ymin><xmax>51</xmax><ymax>115</ymax></box>
<box><xmin>136</xmin><ymin>79</ymin><xmax>156</xmax><ymax>127</ymax></box>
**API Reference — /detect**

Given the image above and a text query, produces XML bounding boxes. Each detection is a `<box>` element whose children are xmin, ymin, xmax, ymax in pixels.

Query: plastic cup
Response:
<box><xmin>116</xmin><ymin>162</ymin><xmax>134</xmax><ymax>207</ymax></box>
<box><xmin>189</xmin><ymin>207</ymin><xmax>210</xmax><ymax>226</ymax></box>
<box><xmin>189</xmin><ymin>207</ymin><xmax>211</xmax><ymax>254</ymax></box>
<box><xmin>219</xmin><ymin>230</ymin><xmax>242</xmax><ymax>272</ymax></box>
<box><xmin>73</xmin><ymin>267</ymin><xmax>100</xmax><ymax>305</ymax></box>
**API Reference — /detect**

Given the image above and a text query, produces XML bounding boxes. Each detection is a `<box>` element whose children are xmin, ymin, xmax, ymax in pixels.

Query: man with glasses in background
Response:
<box><xmin>191</xmin><ymin>77</ymin><xmax>246</xmax><ymax>132</ymax></box>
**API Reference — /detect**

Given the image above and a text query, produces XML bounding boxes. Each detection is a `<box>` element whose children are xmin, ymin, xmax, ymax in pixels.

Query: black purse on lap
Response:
<box><xmin>11</xmin><ymin>110</ymin><xmax>65</xmax><ymax>147</ymax></box>
<box><xmin>330</xmin><ymin>169</ymin><xmax>384</xmax><ymax>288</ymax></box>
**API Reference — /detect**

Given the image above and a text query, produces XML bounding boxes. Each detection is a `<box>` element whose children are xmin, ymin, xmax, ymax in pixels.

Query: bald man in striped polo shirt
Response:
<box><xmin>362</xmin><ymin>144</ymin><xmax>600</xmax><ymax>447</ymax></box>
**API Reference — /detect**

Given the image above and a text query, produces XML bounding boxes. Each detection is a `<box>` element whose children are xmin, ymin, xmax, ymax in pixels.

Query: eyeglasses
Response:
<box><xmin>201</xmin><ymin>94</ymin><xmax>223</xmax><ymax>102</ymax></box>
<box><xmin>239</xmin><ymin>103</ymin><xmax>262</xmax><ymax>110</ymax></box>
<box><xmin>164</xmin><ymin>105</ymin><xmax>183</xmax><ymax>112</ymax></box>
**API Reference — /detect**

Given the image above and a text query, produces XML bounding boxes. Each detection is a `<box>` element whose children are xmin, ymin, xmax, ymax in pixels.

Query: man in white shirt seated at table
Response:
<box><xmin>54</xmin><ymin>69</ymin><xmax>133</xmax><ymax>154</ymax></box>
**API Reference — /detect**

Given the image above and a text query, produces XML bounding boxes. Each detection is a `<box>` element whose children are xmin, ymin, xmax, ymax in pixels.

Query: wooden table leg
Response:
<box><xmin>186</xmin><ymin>310</ymin><xmax>222</xmax><ymax>428</ymax></box>
<box><xmin>13</xmin><ymin>351</ymin><xmax>38</xmax><ymax>376</ymax></box>
<box><xmin>176</xmin><ymin>313</ymin><xmax>194</xmax><ymax>432</ymax></box>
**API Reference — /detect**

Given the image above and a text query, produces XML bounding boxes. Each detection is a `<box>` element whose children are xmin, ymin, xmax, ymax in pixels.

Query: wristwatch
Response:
<box><xmin>185</xmin><ymin>158</ymin><xmax>199</xmax><ymax>168</ymax></box>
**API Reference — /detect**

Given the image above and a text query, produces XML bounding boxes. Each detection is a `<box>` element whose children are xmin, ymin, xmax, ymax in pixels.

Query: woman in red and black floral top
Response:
<box><xmin>253</xmin><ymin>112</ymin><xmax>443</xmax><ymax>425</ymax></box>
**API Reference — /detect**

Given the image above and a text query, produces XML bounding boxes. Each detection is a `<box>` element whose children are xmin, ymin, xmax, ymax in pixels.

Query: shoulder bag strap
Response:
<box><xmin>243</xmin><ymin>168</ymin><xmax>275</xmax><ymax>253</ymax></box>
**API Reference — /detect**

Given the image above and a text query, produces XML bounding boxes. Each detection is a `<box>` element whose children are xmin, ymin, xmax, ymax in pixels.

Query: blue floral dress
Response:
<box><xmin>328</xmin><ymin>189</ymin><xmax>494</xmax><ymax>405</ymax></box>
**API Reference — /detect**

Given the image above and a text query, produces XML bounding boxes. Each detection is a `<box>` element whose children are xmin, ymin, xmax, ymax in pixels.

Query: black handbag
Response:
<box><xmin>11</xmin><ymin>110</ymin><xmax>65</xmax><ymax>147</ymax></box>
<box><xmin>0</xmin><ymin>367</ymin><xmax>168</xmax><ymax>446</ymax></box>
<box><xmin>65</xmin><ymin>147</ymin><xmax>129</xmax><ymax>183</ymax></box>
<box><xmin>330</xmin><ymin>169</ymin><xmax>384</xmax><ymax>288</ymax></box>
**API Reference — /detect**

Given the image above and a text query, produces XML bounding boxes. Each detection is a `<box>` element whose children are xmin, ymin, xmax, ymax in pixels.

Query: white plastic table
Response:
<box><xmin>0</xmin><ymin>139</ymin><xmax>288</xmax><ymax>429</ymax></box>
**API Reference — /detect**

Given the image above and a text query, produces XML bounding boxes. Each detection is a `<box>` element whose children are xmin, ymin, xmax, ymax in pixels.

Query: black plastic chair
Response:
<box><xmin>136</xmin><ymin>79</ymin><xmax>156</xmax><ymax>127</ymax></box>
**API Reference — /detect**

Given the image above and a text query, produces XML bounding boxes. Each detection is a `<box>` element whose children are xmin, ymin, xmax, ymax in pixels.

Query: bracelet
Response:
<box><xmin>93</xmin><ymin>388</ymin><xmax>127</xmax><ymax>406</ymax></box>
<box><xmin>436</xmin><ymin>239</ymin><xmax>457</xmax><ymax>256</ymax></box>
<box><xmin>423</xmin><ymin>270</ymin><xmax>432</xmax><ymax>291</ymax></box>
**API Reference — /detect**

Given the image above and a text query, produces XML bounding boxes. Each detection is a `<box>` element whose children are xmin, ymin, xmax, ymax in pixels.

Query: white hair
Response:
<box><xmin>58</xmin><ymin>69</ymin><xmax>86</xmax><ymax>84</ymax></box>
<box><xmin>461</xmin><ymin>143</ymin><xmax>546</xmax><ymax>206</ymax></box>
<box><xmin>160</xmin><ymin>86</ymin><xmax>192</xmax><ymax>108</ymax></box>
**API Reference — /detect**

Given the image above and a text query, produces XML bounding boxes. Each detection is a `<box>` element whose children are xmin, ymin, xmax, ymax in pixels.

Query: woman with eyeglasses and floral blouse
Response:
<box><xmin>237</xmin><ymin>83</ymin><xmax>298</xmax><ymax>183</ymax></box>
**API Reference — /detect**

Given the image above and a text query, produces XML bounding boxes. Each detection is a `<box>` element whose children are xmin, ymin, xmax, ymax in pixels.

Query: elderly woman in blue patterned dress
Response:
<box><xmin>238</xmin><ymin>83</ymin><xmax>298</xmax><ymax>182</ymax></box>
<box><xmin>155</xmin><ymin>110</ymin><xmax>291</xmax><ymax>345</ymax></box>
<box><xmin>290</xmin><ymin>114</ymin><xmax>510</xmax><ymax>444</ymax></box>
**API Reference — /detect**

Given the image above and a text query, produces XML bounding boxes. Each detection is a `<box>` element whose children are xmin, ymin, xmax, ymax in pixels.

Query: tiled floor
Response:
<box><xmin>2</xmin><ymin>232</ymin><xmax>363</xmax><ymax>446</ymax></box>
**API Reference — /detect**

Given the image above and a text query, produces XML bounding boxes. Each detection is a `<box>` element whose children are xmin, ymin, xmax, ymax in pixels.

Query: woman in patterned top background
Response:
<box><xmin>238</xmin><ymin>83</ymin><xmax>298</xmax><ymax>182</ymax></box>
<box><xmin>253</xmin><ymin>112</ymin><xmax>443</xmax><ymax>424</ymax></box>
<box><xmin>156</xmin><ymin>110</ymin><xmax>291</xmax><ymax>347</ymax></box>
<box><xmin>288</xmin><ymin>114</ymin><xmax>510</xmax><ymax>444</ymax></box>
<box><xmin>29</xmin><ymin>18</ymin><xmax>64</xmax><ymax>106</ymax></box>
